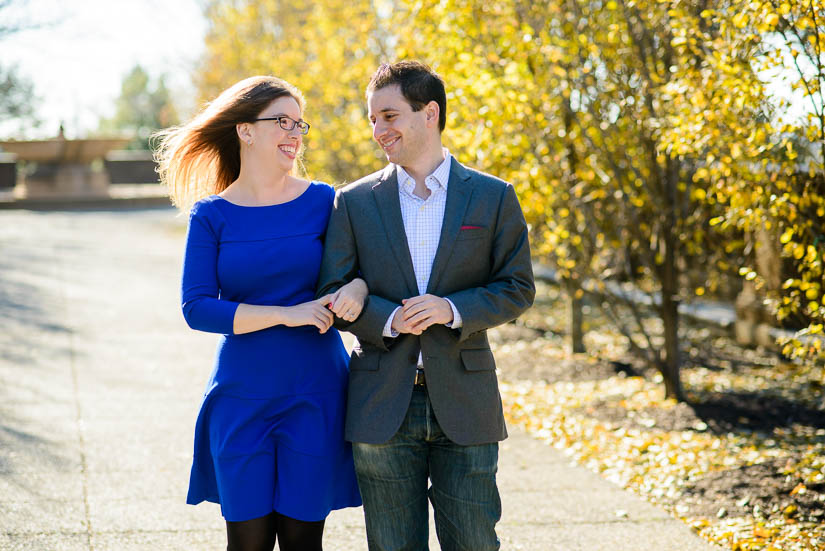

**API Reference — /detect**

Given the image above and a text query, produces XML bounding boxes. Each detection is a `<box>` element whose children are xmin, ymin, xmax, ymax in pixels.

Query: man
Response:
<box><xmin>317</xmin><ymin>61</ymin><xmax>535</xmax><ymax>551</ymax></box>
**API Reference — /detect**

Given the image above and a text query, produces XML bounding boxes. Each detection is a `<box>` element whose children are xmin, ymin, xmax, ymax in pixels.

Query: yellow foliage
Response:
<box><xmin>198</xmin><ymin>0</ymin><xmax>387</xmax><ymax>185</ymax></box>
<box><xmin>660</xmin><ymin>0</ymin><xmax>825</xmax><ymax>363</ymax></box>
<box><xmin>198</xmin><ymin>0</ymin><xmax>825</xmax><ymax>365</ymax></box>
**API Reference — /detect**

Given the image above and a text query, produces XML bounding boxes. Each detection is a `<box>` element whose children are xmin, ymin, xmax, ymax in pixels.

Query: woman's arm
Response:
<box><xmin>233</xmin><ymin>297</ymin><xmax>333</xmax><ymax>335</ymax></box>
<box><xmin>181</xmin><ymin>207</ymin><xmax>333</xmax><ymax>335</ymax></box>
<box><xmin>181</xmin><ymin>209</ymin><xmax>239</xmax><ymax>334</ymax></box>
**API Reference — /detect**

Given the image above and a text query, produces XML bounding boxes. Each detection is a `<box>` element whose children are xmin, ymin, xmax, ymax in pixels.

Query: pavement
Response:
<box><xmin>0</xmin><ymin>206</ymin><xmax>718</xmax><ymax>550</ymax></box>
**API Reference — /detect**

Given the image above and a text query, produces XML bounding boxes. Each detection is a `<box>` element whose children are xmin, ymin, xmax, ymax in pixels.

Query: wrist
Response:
<box><xmin>442</xmin><ymin>298</ymin><xmax>454</xmax><ymax>324</ymax></box>
<box><xmin>270</xmin><ymin>305</ymin><xmax>288</xmax><ymax>326</ymax></box>
<box><xmin>390</xmin><ymin>310</ymin><xmax>403</xmax><ymax>333</ymax></box>
<box><xmin>355</xmin><ymin>278</ymin><xmax>368</xmax><ymax>299</ymax></box>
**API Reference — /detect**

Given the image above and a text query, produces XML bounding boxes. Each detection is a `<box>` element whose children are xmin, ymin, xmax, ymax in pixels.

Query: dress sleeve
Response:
<box><xmin>180</xmin><ymin>205</ymin><xmax>239</xmax><ymax>334</ymax></box>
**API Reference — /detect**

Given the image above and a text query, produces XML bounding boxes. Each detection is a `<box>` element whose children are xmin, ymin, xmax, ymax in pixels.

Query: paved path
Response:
<box><xmin>0</xmin><ymin>207</ymin><xmax>718</xmax><ymax>550</ymax></box>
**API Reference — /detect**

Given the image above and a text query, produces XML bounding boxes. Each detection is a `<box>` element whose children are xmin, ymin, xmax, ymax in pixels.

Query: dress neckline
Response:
<box><xmin>213</xmin><ymin>181</ymin><xmax>315</xmax><ymax>208</ymax></box>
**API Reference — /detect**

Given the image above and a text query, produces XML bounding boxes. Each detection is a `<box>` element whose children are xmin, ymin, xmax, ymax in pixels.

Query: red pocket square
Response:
<box><xmin>460</xmin><ymin>225</ymin><xmax>484</xmax><ymax>230</ymax></box>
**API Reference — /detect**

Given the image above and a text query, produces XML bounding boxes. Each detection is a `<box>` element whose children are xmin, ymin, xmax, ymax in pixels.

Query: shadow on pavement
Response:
<box><xmin>0</xmin><ymin>240</ymin><xmax>83</xmax><ymax>496</ymax></box>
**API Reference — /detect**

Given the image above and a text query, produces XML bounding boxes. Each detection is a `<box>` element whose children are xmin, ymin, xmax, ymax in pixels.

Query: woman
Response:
<box><xmin>155</xmin><ymin>76</ymin><xmax>362</xmax><ymax>551</ymax></box>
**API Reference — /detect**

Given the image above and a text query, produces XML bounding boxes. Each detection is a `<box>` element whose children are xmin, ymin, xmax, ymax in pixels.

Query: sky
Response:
<box><xmin>0</xmin><ymin>0</ymin><xmax>208</xmax><ymax>139</ymax></box>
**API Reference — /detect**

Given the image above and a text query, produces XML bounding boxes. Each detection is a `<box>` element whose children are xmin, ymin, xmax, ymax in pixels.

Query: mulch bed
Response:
<box><xmin>581</xmin><ymin>394</ymin><xmax>825</xmax><ymax>524</ymax></box>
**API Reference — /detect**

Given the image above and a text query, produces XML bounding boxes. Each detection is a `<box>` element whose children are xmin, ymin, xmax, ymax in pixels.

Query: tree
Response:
<box><xmin>392</xmin><ymin>0</ymin><xmax>751</xmax><ymax>401</ymax></box>
<box><xmin>195</xmin><ymin>0</ymin><xmax>824</xmax><ymax>393</ymax></box>
<box><xmin>0</xmin><ymin>65</ymin><xmax>36</xmax><ymax>123</ymax></box>
<box><xmin>662</xmin><ymin>1</ymin><xmax>825</xmax><ymax>362</ymax></box>
<box><xmin>0</xmin><ymin>0</ymin><xmax>40</xmax><ymax>136</ymax></box>
<box><xmin>98</xmin><ymin>65</ymin><xmax>179</xmax><ymax>149</ymax></box>
<box><xmin>197</xmin><ymin>0</ymin><xmax>392</xmax><ymax>184</ymax></box>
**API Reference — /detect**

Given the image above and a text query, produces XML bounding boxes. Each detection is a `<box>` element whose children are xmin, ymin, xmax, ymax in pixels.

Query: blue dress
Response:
<box><xmin>181</xmin><ymin>182</ymin><xmax>361</xmax><ymax>522</ymax></box>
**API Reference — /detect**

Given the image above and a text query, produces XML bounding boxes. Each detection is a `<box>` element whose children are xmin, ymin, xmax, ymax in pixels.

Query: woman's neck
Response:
<box><xmin>227</xmin><ymin>150</ymin><xmax>296</xmax><ymax>202</ymax></box>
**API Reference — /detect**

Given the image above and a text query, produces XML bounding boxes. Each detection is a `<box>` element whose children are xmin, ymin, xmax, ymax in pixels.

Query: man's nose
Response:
<box><xmin>372</xmin><ymin>122</ymin><xmax>385</xmax><ymax>141</ymax></box>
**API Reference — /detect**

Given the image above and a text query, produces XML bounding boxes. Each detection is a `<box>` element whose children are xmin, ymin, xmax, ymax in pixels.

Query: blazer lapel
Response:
<box><xmin>372</xmin><ymin>166</ymin><xmax>419</xmax><ymax>296</ymax></box>
<box><xmin>427</xmin><ymin>159</ymin><xmax>474</xmax><ymax>294</ymax></box>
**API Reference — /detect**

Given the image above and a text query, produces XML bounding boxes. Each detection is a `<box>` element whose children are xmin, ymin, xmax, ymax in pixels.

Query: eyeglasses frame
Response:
<box><xmin>253</xmin><ymin>115</ymin><xmax>310</xmax><ymax>135</ymax></box>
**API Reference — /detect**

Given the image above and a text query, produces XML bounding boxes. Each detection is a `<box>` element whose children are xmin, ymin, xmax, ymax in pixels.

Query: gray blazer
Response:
<box><xmin>317</xmin><ymin>159</ymin><xmax>535</xmax><ymax>445</ymax></box>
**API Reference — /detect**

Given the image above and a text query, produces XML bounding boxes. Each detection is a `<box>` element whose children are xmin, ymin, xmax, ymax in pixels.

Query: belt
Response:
<box><xmin>414</xmin><ymin>368</ymin><xmax>426</xmax><ymax>387</ymax></box>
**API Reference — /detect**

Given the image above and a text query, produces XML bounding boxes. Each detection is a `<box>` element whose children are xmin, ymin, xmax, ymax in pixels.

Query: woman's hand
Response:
<box><xmin>326</xmin><ymin>278</ymin><xmax>368</xmax><ymax>322</ymax></box>
<box><xmin>282</xmin><ymin>295</ymin><xmax>335</xmax><ymax>333</ymax></box>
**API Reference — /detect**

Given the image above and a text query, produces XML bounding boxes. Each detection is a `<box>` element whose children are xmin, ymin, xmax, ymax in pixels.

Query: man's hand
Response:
<box><xmin>390</xmin><ymin>306</ymin><xmax>418</xmax><ymax>335</ymax></box>
<box><xmin>400</xmin><ymin>294</ymin><xmax>453</xmax><ymax>334</ymax></box>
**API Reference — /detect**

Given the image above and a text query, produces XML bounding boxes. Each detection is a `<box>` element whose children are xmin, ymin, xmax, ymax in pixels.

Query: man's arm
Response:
<box><xmin>444</xmin><ymin>183</ymin><xmax>536</xmax><ymax>341</ymax></box>
<box><xmin>317</xmin><ymin>190</ymin><xmax>399</xmax><ymax>350</ymax></box>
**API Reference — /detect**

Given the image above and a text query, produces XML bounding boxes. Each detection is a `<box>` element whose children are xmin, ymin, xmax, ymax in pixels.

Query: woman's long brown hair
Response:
<box><xmin>154</xmin><ymin>76</ymin><xmax>305</xmax><ymax>210</ymax></box>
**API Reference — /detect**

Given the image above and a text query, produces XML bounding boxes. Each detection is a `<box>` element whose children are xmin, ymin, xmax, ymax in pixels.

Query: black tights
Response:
<box><xmin>226</xmin><ymin>511</ymin><xmax>325</xmax><ymax>551</ymax></box>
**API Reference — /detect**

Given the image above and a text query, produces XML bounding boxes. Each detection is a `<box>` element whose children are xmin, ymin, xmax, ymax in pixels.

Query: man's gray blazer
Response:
<box><xmin>317</xmin><ymin>159</ymin><xmax>535</xmax><ymax>446</ymax></box>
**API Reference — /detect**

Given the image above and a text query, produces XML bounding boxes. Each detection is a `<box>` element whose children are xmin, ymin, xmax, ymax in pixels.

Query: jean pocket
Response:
<box><xmin>460</xmin><ymin>348</ymin><xmax>496</xmax><ymax>371</ymax></box>
<box><xmin>350</xmin><ymin>347</ymin><xmax>379</xmax><ymax>371</ymax></box>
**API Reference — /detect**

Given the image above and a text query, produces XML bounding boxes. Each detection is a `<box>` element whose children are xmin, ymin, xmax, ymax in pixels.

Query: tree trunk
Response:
<box><xmin>660</xmin><ymin>167</ymin><xmax>685</xmax><ymax>402</ymax></box>
<box><xmin>660</xmin><ymin>291</ymin><xmax>683</xmax><ymax>401</ymax></box>
<box><xmin>560</xmin><ymin>88</ymin><xmax>585</xmax><ymax>354</ymax></box>
<box><xmin>564</xmin><ymin>277</ymin><xmax>586</xmax><ymax>353</ymax></box>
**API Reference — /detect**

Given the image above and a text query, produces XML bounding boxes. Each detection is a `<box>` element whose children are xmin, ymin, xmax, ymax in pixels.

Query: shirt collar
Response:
<box><xmin>396</xmin><ymin>148</ymin><xmax>452</xmax><ymax>194</ymax></box>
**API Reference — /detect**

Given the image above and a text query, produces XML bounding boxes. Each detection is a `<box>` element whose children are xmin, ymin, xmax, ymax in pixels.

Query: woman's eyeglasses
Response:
<box><xmin>253</xmin><ymin>115</ymin><xmax>310</xmax><ymax>135</ymax></box>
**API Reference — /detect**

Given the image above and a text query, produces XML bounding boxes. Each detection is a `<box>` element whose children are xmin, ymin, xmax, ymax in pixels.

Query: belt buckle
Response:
<box><xmin>414</xmin><ymin>369</ymin><xmax>426</xmax><ymax>387</ymax></box>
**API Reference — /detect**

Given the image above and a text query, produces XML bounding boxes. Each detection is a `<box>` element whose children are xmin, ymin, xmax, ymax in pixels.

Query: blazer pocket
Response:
<box><xmin>456</xmin><ymin>227</ymin><xmax>487</xmax><ymax>241</ymax></box>
<box><xmin>350</xmin><ymin>348</ymin><xmax>379</xmax><ymax>371</ymax></box>
<box><xmin>460</xmin><ymin>348</ymin><xmax>496</xmax><ymax>371</ymax></box>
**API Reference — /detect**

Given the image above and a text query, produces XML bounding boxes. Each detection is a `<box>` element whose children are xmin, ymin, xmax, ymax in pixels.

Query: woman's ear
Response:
<box><xmin>236</xmin><ymin>123</ymin><xmax>253</xmax><ymax>146</ymax></box>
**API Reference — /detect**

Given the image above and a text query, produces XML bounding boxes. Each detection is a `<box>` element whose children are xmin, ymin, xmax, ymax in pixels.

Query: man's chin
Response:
<box><xmin>385</xmin><ymin>151</ymin><xmax>404</xmax><ymax>165</ymax></box>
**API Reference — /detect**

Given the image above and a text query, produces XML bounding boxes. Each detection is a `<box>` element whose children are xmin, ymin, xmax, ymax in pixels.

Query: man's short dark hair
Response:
<box><xmin>367</xmin><ymin>61</ymin><xmax>447</xmax><ymax>132</ymax></box>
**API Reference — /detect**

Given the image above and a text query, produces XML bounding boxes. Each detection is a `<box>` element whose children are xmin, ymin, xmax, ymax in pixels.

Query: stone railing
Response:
<box><xmin>0</xmin><ymin>149</ymin><xmax>161</xmax><ymax>190</ymax></box>
<box><xmin>104</xmin><ymin>150</ymin><xmax>159</xmax><ymax>184</ymax></box>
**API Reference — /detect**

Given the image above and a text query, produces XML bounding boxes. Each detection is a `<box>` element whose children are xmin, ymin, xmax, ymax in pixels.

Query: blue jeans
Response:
<box><xmin>352</xmin><ymin>387</ymin><xmax>501</xmax><ymax>551</ymax></box>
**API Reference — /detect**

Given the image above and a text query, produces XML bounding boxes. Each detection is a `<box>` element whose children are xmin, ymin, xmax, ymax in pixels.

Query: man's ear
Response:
<box><xmin>425</xmin><ymin>101</ymin><xmax>440</xmax><ymax>128</ymax></box>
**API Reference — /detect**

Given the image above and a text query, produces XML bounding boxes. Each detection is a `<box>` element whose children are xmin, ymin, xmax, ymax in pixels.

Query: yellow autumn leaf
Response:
<box><xmin>732</xmin><ymin>12</ymin><xmax>748</xmax><ymax>28</ymax></box>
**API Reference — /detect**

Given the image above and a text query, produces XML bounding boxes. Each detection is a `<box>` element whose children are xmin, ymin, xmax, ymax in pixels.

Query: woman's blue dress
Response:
<box><xmin>180</xmin><ymin>182</ymin><xmax>361</xmax><ymax>522</ymax></box>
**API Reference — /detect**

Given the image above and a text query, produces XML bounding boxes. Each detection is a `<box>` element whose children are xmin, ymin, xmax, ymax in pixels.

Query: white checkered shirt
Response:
<box><xmin>382</xmin><ymin>150</ymin><xmax>463</xmax><ymax>348</ymax></box>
